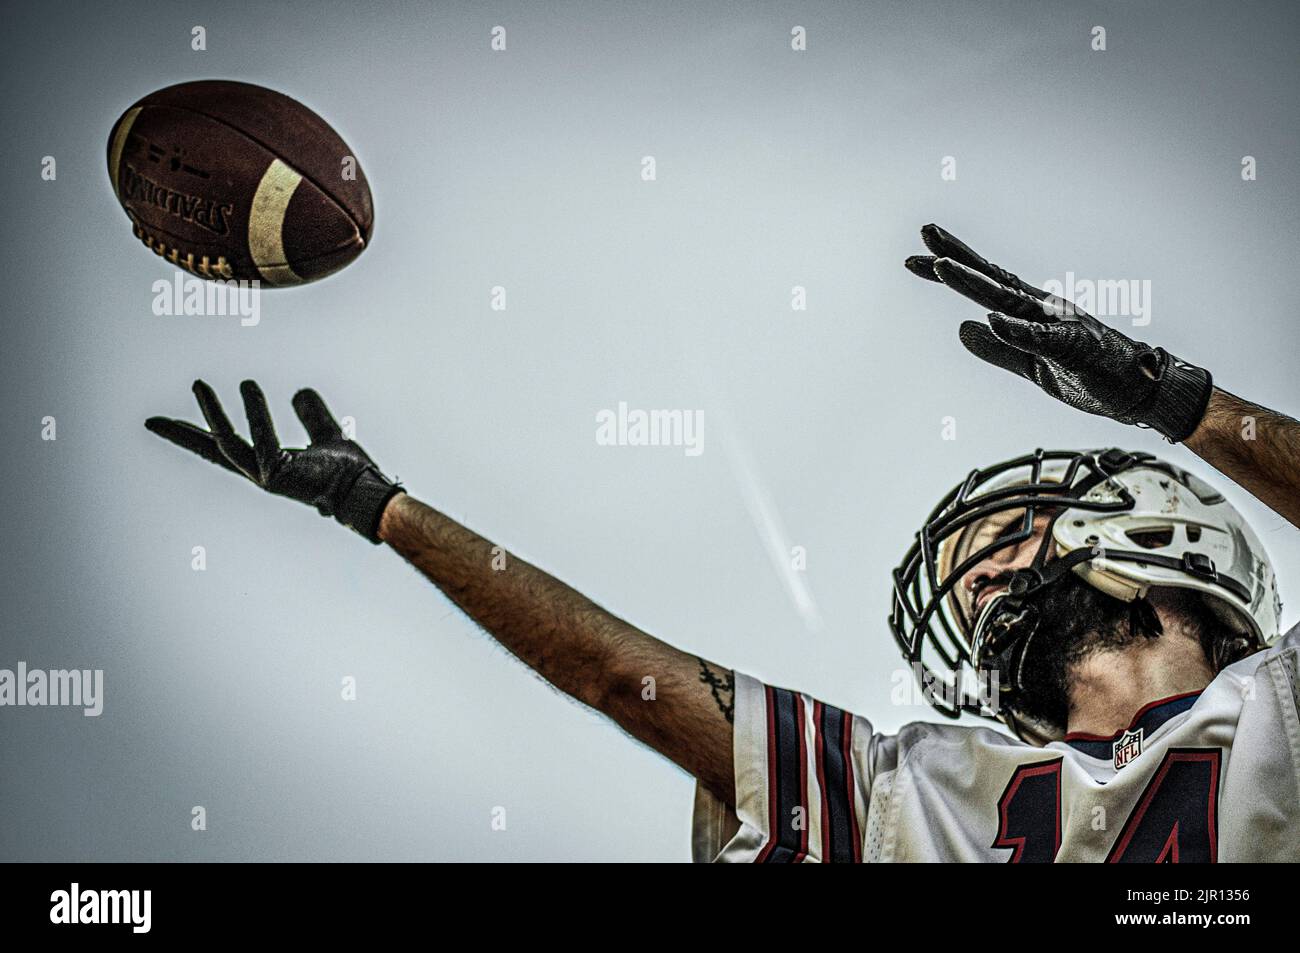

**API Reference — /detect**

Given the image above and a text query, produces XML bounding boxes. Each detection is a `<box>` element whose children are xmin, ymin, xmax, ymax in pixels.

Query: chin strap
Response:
<box><xmin>1003</xmin><ymin>546</ymin><xmax>1099</xmax><ymax>602</ymax></box>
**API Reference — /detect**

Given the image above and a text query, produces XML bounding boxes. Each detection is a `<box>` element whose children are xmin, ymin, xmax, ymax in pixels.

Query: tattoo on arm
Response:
<box><xmin>698</xmin><ymin>658</ymin><xmax>735</xmax><ymax>724</ymax></box>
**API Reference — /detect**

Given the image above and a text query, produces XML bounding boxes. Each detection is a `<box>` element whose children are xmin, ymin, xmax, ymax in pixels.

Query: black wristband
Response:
<box><xmin>338</xmin><ymin>468</ymin><xmax>405</xmax><ymax>543</ymax></box>
<box><xmin>1143</xmin><ymin>349</ymin><xmax>1213</xmax><ymax>443</ymax></box>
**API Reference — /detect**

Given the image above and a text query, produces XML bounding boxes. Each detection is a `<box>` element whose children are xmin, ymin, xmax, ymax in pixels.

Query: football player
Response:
<box><xmin>146</xmin><ymin>226</ymin><xmax>1299</xmax><ymax>861</ymax></box>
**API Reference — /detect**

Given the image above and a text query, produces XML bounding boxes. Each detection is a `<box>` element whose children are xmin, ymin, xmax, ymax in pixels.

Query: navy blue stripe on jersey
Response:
<box><xmin>755</xmin><ymin>686</ymin><xmax>809</xmax><ymax>863</ymax></box>
<box><xmin>1064</xmin><ymin>691</ymin><xmax>1201</xmax><ymax>760</ymax></box>
<box><xmin>814</xmin><ymin>701</ymin><xmax>862</xmax><ymax>863</ymax></box>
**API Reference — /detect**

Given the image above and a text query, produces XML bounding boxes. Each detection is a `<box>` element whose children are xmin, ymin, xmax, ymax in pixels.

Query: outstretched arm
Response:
<box><xmin>377</xmin><ymin>493</ymin><xmax>736</xmax><ymax>802</ymax></box>
<box><xmin>1185</xmin><ymin>389</ymin><xmax>1300</xmax><ymax>529</ymax></box>
<box><xmin>146</xmin><ymin>381</ymin><xmax>736</xmax><ymax>804</ymax></box>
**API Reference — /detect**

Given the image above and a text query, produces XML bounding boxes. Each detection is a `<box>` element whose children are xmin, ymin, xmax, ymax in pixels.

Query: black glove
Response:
<box><xmin>905</xmin><ymin>224</ymin><xmax>1213</xmax><ymax>443</ymax></box>
<box><xmin>146</xmin><ymin>380</ymin><xmax>404</xmax><ymax>543</ymax></box>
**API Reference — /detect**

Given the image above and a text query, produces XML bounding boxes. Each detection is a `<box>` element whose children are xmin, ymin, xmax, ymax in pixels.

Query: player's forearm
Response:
<box><xmin>1184</xmin><ymin>388</ymin><xmax>1300</xmax><ymax>529</ymax></box>
<box><xmin>376</xmin><ymin>492</ymin><xmax>736</xmax><ymax>802</ymax></box>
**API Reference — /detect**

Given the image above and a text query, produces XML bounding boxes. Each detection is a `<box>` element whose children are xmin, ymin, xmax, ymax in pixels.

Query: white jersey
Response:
<box><xmin>692</xmin><ymin>624</ymin><xmax>1300</xmax><ymax>862</ymax></box>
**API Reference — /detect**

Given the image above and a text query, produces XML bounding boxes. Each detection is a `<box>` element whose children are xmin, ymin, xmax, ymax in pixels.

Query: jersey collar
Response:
<box><xmin>1062</xmin><ymin>691</ymin><xmax>1202</xmax><ymax>760</ymax></box>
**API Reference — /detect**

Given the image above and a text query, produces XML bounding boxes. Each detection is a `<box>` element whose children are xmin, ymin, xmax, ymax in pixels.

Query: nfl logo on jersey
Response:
<box><xmin>1112</xmin><ymin>728</ymin><xmax>1143</xmax><ymax>769</ymax></box>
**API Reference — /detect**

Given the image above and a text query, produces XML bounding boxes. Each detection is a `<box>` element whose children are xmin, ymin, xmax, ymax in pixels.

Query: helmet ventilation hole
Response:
<box><xmin>1125</xmin><ymin>527</ymin><xmax>1174</xmax><ymax>549</ymax></box>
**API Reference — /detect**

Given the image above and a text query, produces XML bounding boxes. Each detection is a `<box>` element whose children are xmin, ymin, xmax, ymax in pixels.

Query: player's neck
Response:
<box><xmin>1064</xmin><ymin>629</ymin><xmax>1214</xmax><ymax>738</ymax></box>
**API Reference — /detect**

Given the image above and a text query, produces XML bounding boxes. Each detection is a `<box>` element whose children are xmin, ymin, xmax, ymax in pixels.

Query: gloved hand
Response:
<box><xmin>146</xmin><ymin>380</ymin><xmax>404</xmax><ymax>542</ymax></box>
<box><xmin>905</xmin><ymin>224</ymin><xmax>1213</xmax><ymax>443</ymax></box>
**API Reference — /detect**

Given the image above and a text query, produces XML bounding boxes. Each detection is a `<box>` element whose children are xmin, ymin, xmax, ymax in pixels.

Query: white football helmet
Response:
<box><xmin>890</xmin><ymin>448</ymin><xmax>1281</xmax><ymax>744</ymax></box>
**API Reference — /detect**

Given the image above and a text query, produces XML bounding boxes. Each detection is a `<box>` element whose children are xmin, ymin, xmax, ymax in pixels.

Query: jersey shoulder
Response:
<box><xmin>1219</xmin><ymin>620</ymin><xmax>1300</xmax><ymax>708</ymax></box>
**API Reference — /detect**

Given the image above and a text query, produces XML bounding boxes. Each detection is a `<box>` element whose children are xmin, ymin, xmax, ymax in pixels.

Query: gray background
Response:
<box><xmin>2</xmin><ymin>0</ymin><xmax>1297</xmax><ymax>861</ymax></box>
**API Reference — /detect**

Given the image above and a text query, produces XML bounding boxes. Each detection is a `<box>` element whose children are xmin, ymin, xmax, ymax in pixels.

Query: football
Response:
<box><xmin>107</xmin><ymin>79</ymin><xmax>372</xmax><ymax>286</ymax></box>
